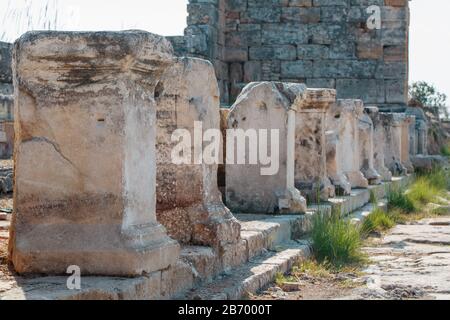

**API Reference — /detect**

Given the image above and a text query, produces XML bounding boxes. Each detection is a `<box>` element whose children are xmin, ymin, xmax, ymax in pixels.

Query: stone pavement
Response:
<box><xmin>345</xmin><ymin>217</ymin><xmax>450</xmax><ymax>300</ymax></box>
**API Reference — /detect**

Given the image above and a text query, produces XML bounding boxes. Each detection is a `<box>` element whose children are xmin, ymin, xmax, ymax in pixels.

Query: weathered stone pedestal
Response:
<box><xmin>325</xmin><ymin>130</ymin><xmax>352</xmax><ymax>195</ymax></box>
<box><xmin>327</xmin><ymin>99</ymin><xmax>369</xmax><ymax>189</ymax></box>
<box><xmin>9</xmin><ymin>31</ymin><xmax>179</xmax><ymax>276</ymax></box>
<box><xmin>380</xmin><ymin>113</ymin><xmax>411</xmax><ymax>176</ymax></box>
<box><xmin>295</xmin><ymin>89</ymin><xmax>335</xmax><ymax>201</ymax></box>
<box><xmin>365</xmin><ymin>107</ymin><xmax>392</xmax><ymax>182</ymax></box>
<box><xmin>358</xmin><ymin>110</ymin><xmax>382</xmax><ymax>185</ymax></box>
<box><xmin>226</xmin><ymin>82</ymin><xmax>307</xmax><ymax>214</ymax></box>
<box><xmin>156</xmin><ymin>57</ymin><xmax>240</xmax><ymax>248</ymax></box>
<box><xmin>401</xmin><ymin>115</ymin><xmax>416</xmax><ymax>173</ymax></box>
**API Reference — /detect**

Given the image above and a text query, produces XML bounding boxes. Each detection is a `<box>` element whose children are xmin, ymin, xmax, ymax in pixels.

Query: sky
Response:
<box><xmin>0</xmin><ymin>0</ymin><xmax>449</xmax><ymax>103</ymax></box>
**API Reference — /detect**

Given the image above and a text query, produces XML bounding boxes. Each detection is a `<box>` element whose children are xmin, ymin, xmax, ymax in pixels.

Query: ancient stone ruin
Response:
<box><xmin>327</xmin><ymin>99</ymin><xmax>369</xmax><ymax>189</ymax></box>
<box><xmin>225</xmin><ymin>82</ymin><xmax>307</xmax><ymax>214</ymax></box>
<box><xmin>358</xmin><ymin>110</ymin><xmax>382</xmax><ymax>185</ymax></box>
<box><xmin>365</xmin><ymin>107</ymin><xmax>393</xmax><ymax>182</ymax></box>
<box><xmin>169</xmin><ymin>0</ymin><xmax>410</xmax><ymax>108</ymax></box>
<box><xmin>156</xmin><ymin>57</ymin><xmax>240</xmax><ymax>249</ymax></box>
<box><xmin>9</xmin><ymin>31</ymin><xmax>180</xmax><ymax>276</ymax></box>
<box><xmin>295</xmin><ymin>88</ymin><xmax>335</xmax><ymax>201</ymax></box>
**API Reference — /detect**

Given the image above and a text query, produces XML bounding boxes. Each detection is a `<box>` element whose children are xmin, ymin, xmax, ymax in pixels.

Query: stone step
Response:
<box><xmin>347</xmin><ymin>199</ymin><xmax>389</xmax><ymax>226</ymax></box>
<box><xmin>177</xmin><ymin>242</ymin><xmax>312</xmax><ymax>300</ymax></box>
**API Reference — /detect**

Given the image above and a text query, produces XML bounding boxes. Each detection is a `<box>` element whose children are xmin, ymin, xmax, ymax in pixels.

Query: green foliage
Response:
<box><xmin>387</xmin><ymin>187</ymin><xmax>417</xmax><ymax>213</ymax></box>
<box><xmin>361</xmin><ymin>208</ymin><xmax>396</xmax><ymax>236</ymax></box>
<box><xmin>311</xmin><ymin>213</ymin><xmax>364</xmax><ymax>267</ymax></box>
<box><xmin>409</xmin><ymin>81</ymin><xmax>447</xmax><ymax>107</ymax></box>
<box><xmin>441</xmin><ymin>145</ymin><xmax>450</xmax><ymax>157</ymax></box>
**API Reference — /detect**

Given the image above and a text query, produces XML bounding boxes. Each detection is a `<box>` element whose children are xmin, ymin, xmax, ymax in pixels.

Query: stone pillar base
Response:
<box><xmin>346</xmin><ymin>171</ymin><xmax>369</xmax><ymax>189</ymax></box>
<box><xmin>362</xmin><ymin>168</ymin><xmax>382</xmax><ymax>185</ymax></box>
<box><xmin>157</xmin><ymin>204</ymin><xmax>241</xmax><ymax>248</ymax></box>
<box><xmin>11</xmin><ymin>223</ymin><xmax>180</xmax><ymax>276</ymax></box>
<box><xmin>278</xmin><ymin>188</ymin><xmax>307</xmax><ymax>214</ymax></box>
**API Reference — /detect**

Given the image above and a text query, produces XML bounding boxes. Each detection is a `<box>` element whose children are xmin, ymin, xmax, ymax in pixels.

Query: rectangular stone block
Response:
<box><xmin>226</xmin><ymin>82</ymin><xmax>308</xmax><ymax>214</ymax></box>
<box><xmin>10</xmin><ymin>31</ymin><xmax>180</xmax><ymax>276</ymax></box>
<box><xmin>295</xmin><ymin>89</ymin><xmax>336</xmax><ymax>201</ymax></box>
<box><xmin>156</xmin><ymin>57</ymin><xmax>240</xmax><ymax>249</ymax></box>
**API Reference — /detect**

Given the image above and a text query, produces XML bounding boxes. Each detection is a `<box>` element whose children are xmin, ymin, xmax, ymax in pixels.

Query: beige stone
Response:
<box><xmin>226</xmin><ymin>82</ymin><xmax>307</xmax><ymax>214</ymax></box>
<box><xmin>325</xmin><ymin>130</ymin><xmax>352</xmax><ymax>195</ymax></box>
<box><xmin>295</xmin><ymin>88</ymin><xmax>335</xmax><ymax>201</ymax></box>
<box><xmin>365</xmin><ymin>107</ymin><xmax>392</xmax><ymax>181</ymax></box>
<box><xmin>9</xmin><ymin>31</ymin><xmax>179</xmax><ymax>276</ymax></box>
<box><xmin>327</xmin><ymin>99</ymin><xmax>369</xmax><ymax>189</ymax></box>
<box><xmin>156</xmin><ymin>57</ymin><xmax>240</xmax><ymax>248</ymax></box>
<box><xmin>381</xmin><ymin>113</ymin><xmax>413</xmax><ymax>175</ymax></box>
<box><xmin>358</xmin><ymin>110</ymin><xmax>382</xmax><ymax>185</ymax></box>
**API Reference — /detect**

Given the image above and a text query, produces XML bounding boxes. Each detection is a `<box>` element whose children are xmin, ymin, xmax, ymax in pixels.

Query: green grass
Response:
<box><xmin>311</xmin><ymin>213</ymin><xmax>365</xmax><ymax>268</ymax></box>
<box><xmin>441</xmin><ymin>145</ymin><xmax>450</xmax><ymax>157</ymax></box>
<box><xmin>388</xmin><ymin>168</ymin><xmax>450</xmax><ymax>214</ymax></box>
<box><xmin>387</xmin><ymin>187</ymin><xmax>417</xmax><ymax>213</ymax></box>
<box><xmin>360</xmin><ymin>208</ymin><xmax>396</xmax><ymax>237</ymax></box>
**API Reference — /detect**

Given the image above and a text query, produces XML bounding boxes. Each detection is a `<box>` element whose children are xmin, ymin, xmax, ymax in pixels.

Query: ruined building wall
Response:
<box><xmin>170</xmin><ymin>0</ymin><xmax>409</xmax><ymax>108</ymax></box>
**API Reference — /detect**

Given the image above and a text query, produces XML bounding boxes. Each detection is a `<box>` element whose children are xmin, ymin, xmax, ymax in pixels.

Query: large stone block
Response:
<box><xmin>226</xmin><ymin>82</ymin><xmax>308</xmax><ymax>214</ymax></box>
<box><xmin>327</xmin><ymin>99</ymin><xmax>369</xmax><ymax>189</ymax></box>
<box><xmin>295</xmin><ymin>89</ymin><xmax>336</xmax><ymax>201</ymax></box>
<box><xmin>9</xmin><ymin>31</ymin><xmax>180</xmax><ymax>276</ymax></box>
<box><xmin>358</xmin><ymin>109</ymin><xmax>382</xmax><ymax>185</ymax></box>
<box><xmin>325</xmin><ymin>130</ymin><xmax>352</xmax><ymax>195</ymax></box>
<box><xmin>406</xmin><ymin>107</ymin><xmax>428</xmax><ymax>156</ymax></box>
<box><xmin>365</xmin><ymin>107</ymin><xmax>392</xmax><ymax>182</ymax></box>
<box><xmin>156</xmin><ymin>57</ymin><xmax>240</xmax><ymax>249</ymax></box>
<box><xmin>380</xmin><ymin>113</ymin><xmax>414</xmax><ymax>175</ymax></box>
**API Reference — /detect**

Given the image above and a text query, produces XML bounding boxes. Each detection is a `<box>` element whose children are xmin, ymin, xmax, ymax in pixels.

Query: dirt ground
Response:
<box><xmin>253</xmin><ymin>215</ymin><xmax>450</xmax><ymax>300</ymax></box>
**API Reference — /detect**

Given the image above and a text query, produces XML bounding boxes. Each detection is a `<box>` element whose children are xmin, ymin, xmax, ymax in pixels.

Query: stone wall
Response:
<box><xmin>173</xmin><ymin>0</ymin><xmax>410</xmax><ymax>107</ymax></box>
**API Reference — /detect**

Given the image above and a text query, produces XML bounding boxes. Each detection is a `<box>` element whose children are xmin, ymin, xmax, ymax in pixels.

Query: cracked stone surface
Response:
<box><xmin>9</xmin><ymin>31</ymin><xmax>180</xmax><ymax>276</ymax></box>
<box><xmin>345</xmin><ymin>218</ymin><xmax>450</xmax><ymax>300</ymax></box>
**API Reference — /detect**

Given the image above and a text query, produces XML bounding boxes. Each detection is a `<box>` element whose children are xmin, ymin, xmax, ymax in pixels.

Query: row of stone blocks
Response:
<box><xmin>7</xmin><ymin>31</ymin><xmax>415</xmax><ymax>298</ymax></box>
<box><xmin>223</xmin><ymin>82</ymin><xmax>415</xmax><ymax>215</ymax></box>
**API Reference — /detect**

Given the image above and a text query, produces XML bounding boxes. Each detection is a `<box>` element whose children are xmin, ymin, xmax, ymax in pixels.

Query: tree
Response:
<box><xmin>409</xmin><ymin>81</ymin><xmax>448</xmax><ymax>117</ymax></box>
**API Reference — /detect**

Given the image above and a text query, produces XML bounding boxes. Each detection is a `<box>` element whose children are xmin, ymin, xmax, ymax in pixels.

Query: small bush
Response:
<box><xmin>407</xmin><ymin>178</ymin><xmax>439</xmax><ymax>205</ymax></box>
<box><xmin>387</xmin><ymin>188</ymin><xmax>416</xmax><ymax>213</ymax></box>
<box><xmin>311</xmin><ymin>213</ymin><xmax>364</xmax><ymax>267</ymax></box>
<box><xmin>361</xmin><ymin>208</ymin><xmax>396</xmax><ymax>236</ymax></box>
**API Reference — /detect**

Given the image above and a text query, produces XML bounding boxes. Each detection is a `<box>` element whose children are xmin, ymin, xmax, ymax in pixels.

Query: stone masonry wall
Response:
<box><xmin>172</xmin><ymin>0</ymin><xmax>409</xmax><ymax>107</ymax></box>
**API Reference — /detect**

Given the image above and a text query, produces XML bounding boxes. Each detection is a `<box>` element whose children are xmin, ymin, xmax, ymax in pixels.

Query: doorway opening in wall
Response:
<box><xmin>0</xmin><ymin>0</ymin><xmax>188</xmax><ymax>43</ymax></box>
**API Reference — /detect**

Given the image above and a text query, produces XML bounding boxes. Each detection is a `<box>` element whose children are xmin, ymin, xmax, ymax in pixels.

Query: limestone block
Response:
<box><xmin>401</xmin><ymin>115</ymin><xmax>415</xmax><ymax>173</ymax></box>
<box><xmin>406</xmin><ymin>107</ymin><xmax>428</xmax><ymax>156</ymax></box>
<box><xmin>156</xmin><ymin>57</ymin><xmax>240</xmax><ymax>249</ymax></box>
<box><xmin>365</xmin><ymin>107</ymin><xmax>392</xmax><ymax>182</ymax></box>
<box><xmin>295</xmin><ymin>88</ymin><xmax>336</xmax><ymax>201</ymax></box>
<box><xmin>10</xmin><ymin>31</ymin><xmax>180</xmax><ymax>276</ymax></box>
<box><xmin>327</xmin><ymin>99</ymin><xmax>369</xmax><ymax>189</ymax></box>
<box><xmin>325</xmin><ymin>130</ymin><xmax>352</xmax><ymax>195</ymax></box>
<box><xmin>226</xmin><ymin>82</ymin><xmax>308</xmax><ymax>214</ymax></box>
<box><xmin>358</xmin><ymin>110</ymin><xmax>382</xmax><ymax>185</ymax></box>
<box><xmin>380</xmin><ymin>113</ymin><xmax>408</xmax><ymax>176</ymax></box>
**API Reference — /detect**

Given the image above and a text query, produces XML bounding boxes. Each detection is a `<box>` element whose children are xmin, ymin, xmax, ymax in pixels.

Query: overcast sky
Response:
<box><xmin>0</xmin><ymin>0</ymin><xmax>448</xmax><ymax>103</ymax></box>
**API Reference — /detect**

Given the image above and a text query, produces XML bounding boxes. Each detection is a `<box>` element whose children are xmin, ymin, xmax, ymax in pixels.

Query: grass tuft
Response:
<box><xmin>387</xmin><ymin>187</ymin><xmax>417</xmax><ymax>213</ymax></box>
<box><xmin>361</xmin><ymin>208</ymin><xmax>396</xmax><ymax>236</ymax></box>
<box><xmin>311</xmin><ymin>213</ymin><xmax>365</xmax><ymax>268</ymax></box>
